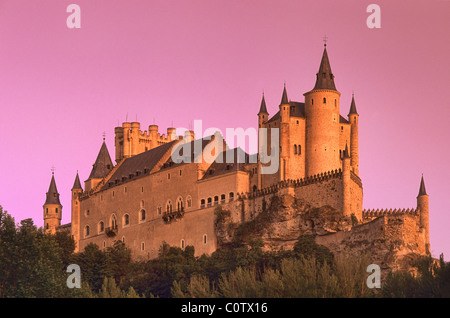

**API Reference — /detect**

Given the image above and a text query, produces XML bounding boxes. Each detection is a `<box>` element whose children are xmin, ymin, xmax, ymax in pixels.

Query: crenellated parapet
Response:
<box><xmin>362</xmin><ymin>207</ymin><xmax>419</xmax><ymax>218</ymax></box>
<box><xmin>240</xmin><ymin>169</ymin><xmax>344</xmax><ymax>200</ymax></box>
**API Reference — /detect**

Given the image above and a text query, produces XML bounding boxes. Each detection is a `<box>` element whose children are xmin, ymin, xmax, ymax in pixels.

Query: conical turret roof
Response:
<box><xmin>258</xmin><ymin>93</ymin><xmax>268</xmax><ymax>114</ymax></box>
<box><xmin>349</xmin><ymin>94</ymin><xmax>358</xmax><ymax>115</ymax></box>
<box><xmin>280</xmin><ymin>84</ymin><xmax>289</xmax><ymax>105</ymax></box>
<box><xmin>72</xmin><ymin>171</ymin><xmax>83</xmax><ymax>191</ymax></box>
<box><xmin>418</xmin><ymin>175</ymin><xmax>428</xmax><ymax>196</ymax></box>
<box><xmin>44</xmin><ymin>174</ymin><xmax>61</xmax><ymax>205</ymax></box>
<box><xmin>313</xmin><ymin>46</ymin><xmax>337</xmax><ymax>91</ymax></box>
<box><xmin>88</xmin><ymin>141</ymin><xmax>114</xmax><ymax>180</ymax></box>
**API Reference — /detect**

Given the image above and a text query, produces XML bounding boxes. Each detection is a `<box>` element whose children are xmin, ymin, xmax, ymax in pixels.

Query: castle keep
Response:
<box><xmin>43</xmin><ymin>45</ymin><xmax>430</xmax><ymax>268</ymax></box>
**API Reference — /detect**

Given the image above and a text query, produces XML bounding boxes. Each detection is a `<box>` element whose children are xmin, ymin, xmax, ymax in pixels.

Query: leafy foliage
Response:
<box><xmin>1</xmin><ymin>204</ymin><xmax>449</xmax><ymax>298</ymax></box>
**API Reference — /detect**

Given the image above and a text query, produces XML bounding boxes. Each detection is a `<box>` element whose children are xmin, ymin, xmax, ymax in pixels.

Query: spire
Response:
<box><xmin>280</xmin><ymin>83</ymin><xmax>289</xmax><ymax>105</ymax></box>
<box><xmin>45</xmin><ymin>173</ymin><xmax>61</xmax><ymax>205</ymax></box>
<box><xmin>72</xmin><ymin>171</ymin><xmax>83</xmax><ymax>191</ymax></box>
<box><xmin>349</xmin><ymin>93</ymin><xmax>358</xmax><ymax>115</ymax></box>
<box><xmin>344</xmin><ymin>142</ymin><xmax>350</xmax><ymax>158</ymax></box>
<box><xmin>88</xmin><ymin>141</ymin><xmax>114</xmax><ymax>180</ymax></box>
<box><xmin>313</xmin><ymin>45</ymin><xmax>337</xmax><ymax>91</ymax></box>
<box><xmin>258</xmin><ymin>92</ymin><xmax>268</xmax><ymax>114</ymax></box>
<box><xmin>418</xmin><ymin>175</ymin><xmax>428</xmax><ymax>196</ymax></box>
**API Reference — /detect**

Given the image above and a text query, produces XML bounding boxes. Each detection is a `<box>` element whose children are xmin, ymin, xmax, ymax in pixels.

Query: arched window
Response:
<box><xmin>139</xmin><ymin>209</ymin><xmax>146</xmax><ymax>222</ymax></box>
<box><xmin>214</xmin><ymin>196</ymin><xmax>219</xmax><ymax>205</ymax></box>
<box><xmin>123</xmin><ymin>214</ymin><xmax>130</xmax><ymax>227</ymax></box>
<box><xmin>200</xmin><ymin>199</ymin><xmax>205</xmax><ymax>209</ymax></box>
<box><xmin>177</xmin><ymin>197</ymin><xmax>184</xmax><ymax>212</ymax></box>
<box><xmin>111</xmin><ymin>214</ymin><xmax>117</xmax><ymax>229</ymax></box>
<box><xmin>207</xmin><ymin>197</ymin><xmax>212</xmax><ymax>207</ymax></box>
<box><xmin>220</xmin><ymin>194</ymin><xmax>226</xmax><ymax>204</ymax></box>
<box><xmin>140</xmin><ymin>200</ymin><xmax>145</xmax><ymax>208</ymax></box>
<box><xmin>98</xmin><ymin>221</ymin><xmax>105</xmax><ymax>233</ymax></box>
<box><xmin>298</xmin><ymin>145</ymin><xmax>301</xmax><ymax>155</ymax></box>
<box><xmin>294</xmin><ymin>144</ymin><xmax>297</xmax><ymax>154</ymax></box>
<box><xmin>85</xmin><ymin>225</ymin><xmax>90</xmax><ymax>238</ymax></box>
<box><xmin>166</xmin><ymin>200</ymin><xmax>173</xmax><ymax>213</ymax></box>
<box><xmin>323</xmin><ymin>97</ymin><xmax>326</xmax><ymax>104</ymax></box>
<box><xmin>229</xmin><ymin>192</ymin><xmax>234</xmax><ymax>202</ymax></box>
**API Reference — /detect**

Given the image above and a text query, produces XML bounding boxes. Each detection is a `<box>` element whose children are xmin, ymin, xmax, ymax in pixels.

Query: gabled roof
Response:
<box><xmin>101</xmin><ymin>140</ymin><xmax>177</xmax><ymax>190</ymax></box>
<box><xmin>163</xmin><ymin>134</ymin><xmax>225</xmax><ymax>166</ymax></box>
<box><xmin>313</xmin><ymin>46</ymin><xmax>337</xmax><ymax>91</ymax></box>
<box><xmin>44</xmin><ymin>174</ymin><xmax>61</xmax><ymax>205</ymax></box>
<box><xmin>201</xmin><ymin>147</ymin><xmax>252</xmax><ymax>180</ymax></box>
<box><xmin>267</xmin><ymin>102</ymin><xmax>305</xmax><ymax>123</ymax></box>
<box><xmin>88</xmin><ymin>141</ymin><xmax>114</xmax><ymax>180</ymax></box>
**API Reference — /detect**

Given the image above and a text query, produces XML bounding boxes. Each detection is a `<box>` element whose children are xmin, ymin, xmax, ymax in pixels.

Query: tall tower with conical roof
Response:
<box><xmin>279</xmin><ymin>84</ymin><xmax>291</xmax><ymax>181</ymax></box>
<box><xmin>257</xmin><ymin>93</ymin><xmax>269</xmax><ymax>190</ymax></box>
<box><xmin>348</xmin><ymin>94</ymin><xmax>359</xmax><ymax>175</ymax></box>
<box><xmin>417</xmin><ymin>175</ymin><xmax>430</xmax><ymax>253</ymax></box>
<box><xmin>43</xmin><ymin>171</ymin><xmax>62</xmax><ymax>234</ymax></box>
<box><xmin>71</xmin><ymin>171</ymin><xmax>83</xmax><ymax>252</ymax></box>
<box><xmin>304</xmin><ymin>44</ymin><xmax>341</xmax><ymax>176</ymax></box>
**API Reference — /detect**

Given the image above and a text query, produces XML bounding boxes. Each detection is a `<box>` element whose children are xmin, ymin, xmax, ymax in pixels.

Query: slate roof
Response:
<box><xmin>101</xmin><ymin>140</ymin><xmax>177</xmax><ymax>190</ymax></box>
<box><xmin>313</xmin><ymin>46</ymin><xmax>337</xmax><ymax>91</ymax></box>
<box><xmin>163</xmin><ymin>136</ymin><xmax>217</xmax><ymax>166</ymax></box>
<box><xmin>267</xmin><ymin>102</ymin><xmax>305</xmax><ymax>123</ymax></box>
<box><xmin>71</xmin><ymin>172</ymin><xmax>82</xmax><ymax>190</ymax></box>
<box><xmin>44</xmin><ymin>174</ymin><xmax>61</xmax><ymax>205</ymax></box>
<box><xmin>258</xmin><ymin>94</ymin><xmax>268</xmax><ymax>114</ymax></box>
<box><xmin>349</xmin><ymin>95</ymin><xmax>358</xmax><ymax>115</ymax></box>
<box><xmin>280</xmin><ymin>84</ymin><xmax>289</xmax><ymax>105</ymax></box>
<box><xmin>418</xmin><ymin>175</ymin><xmax>427</xmax><ymax>196</ymax></box>
<box><xmin>201</xmin><ymin>147</ymin><xmax>253</xmax><ymax>180</ymax></box>
<box><xmin>88</xmin><ymin>142</ymin><xmax>114</xmax><ymax>180</ymax></box>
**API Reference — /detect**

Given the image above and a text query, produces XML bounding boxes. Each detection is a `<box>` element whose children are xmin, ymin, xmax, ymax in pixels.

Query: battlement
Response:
<box><xmin>238</xmin><ymin>168</ymin><xmax>343</xmax><ymax>200</ymax></box>
<box><xmin>362</xmin><ymin>208</ymin><xmax>419</xmax><ymax>218</ymax></box>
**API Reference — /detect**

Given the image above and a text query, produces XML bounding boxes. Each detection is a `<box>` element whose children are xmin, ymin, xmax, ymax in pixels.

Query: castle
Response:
<box><xmin>43</xmin><ymin>44</ymin><xmax>430</xmax><ymax>270</ymax></box>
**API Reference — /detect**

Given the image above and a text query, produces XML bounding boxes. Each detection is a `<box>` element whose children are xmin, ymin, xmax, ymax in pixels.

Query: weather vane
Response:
<box><xmin>51</xmin><ymin>165</ymin><xmax>55</xmax><ymax>175</ymax></box>
<box><xmin>323</xmin><ymin>35</ymin><xmax>328</xmax><ymax>47</ymax></box>
<box><xmin>102</xmin><ymin>131</ymin><xmax>106</xmax><ymax>141</ymax></box>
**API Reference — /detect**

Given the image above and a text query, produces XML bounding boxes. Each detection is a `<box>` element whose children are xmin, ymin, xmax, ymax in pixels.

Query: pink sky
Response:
<box><xmin>0</xmin><ymin>0</ymin><xmax>448</xmax><ymax>260</ymax></box>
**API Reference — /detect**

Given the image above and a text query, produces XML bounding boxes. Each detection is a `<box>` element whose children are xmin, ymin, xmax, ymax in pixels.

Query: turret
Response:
<box><xmin>149</xmin><ymin>124</ymin><xmax>159</xmax><ymax>149</ymax></box>
<box><xmin>348</xmin><ymin>94</ymin><xmax>359</xmax><ymax>175</ymax></box>
<box><xmin>43</xmin><ymin>172</ymin><xmax>62</xmax><ymax>234</ymax></box>
<box><xmin>279</xmin><ymin>84</ymin><xmax>290</xmax><ymax>181</ymax></box>
<box><xmin>71</xmin><ymin>171</ymin><xmax>83</xmax><ymax>252</ymax></box>
<box><xmin>342</xmin><ymin>143</ymin><xmax>352</xmax><ymax>218</ymax></box>
<box><xmin>257</xmin><ymin>93</ymin><xmax>269</xmax><ymax>189</ymax></box>
<box><xmin>167</xmin><ymin>127</ymin><xmax>177</xmax><ymax>141</ymax></box>
<box><xmin>304</xmin><ymin>44</ymin><xmax>341</xmax><ymax>177</ymax></box>
<box><xmin>130</xmin><ymin>122</ymin><xmax>140</xmax><ymax>156</ymax></box>
<box><xmin>258</xmin><ymin>93</ymin><xmax>268</xmax><ymax>128</ymax></box>
<box><xmin>417</xmin><ymin>175</ymin><xmax>430</xmax><ymax>253</ymax></box>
